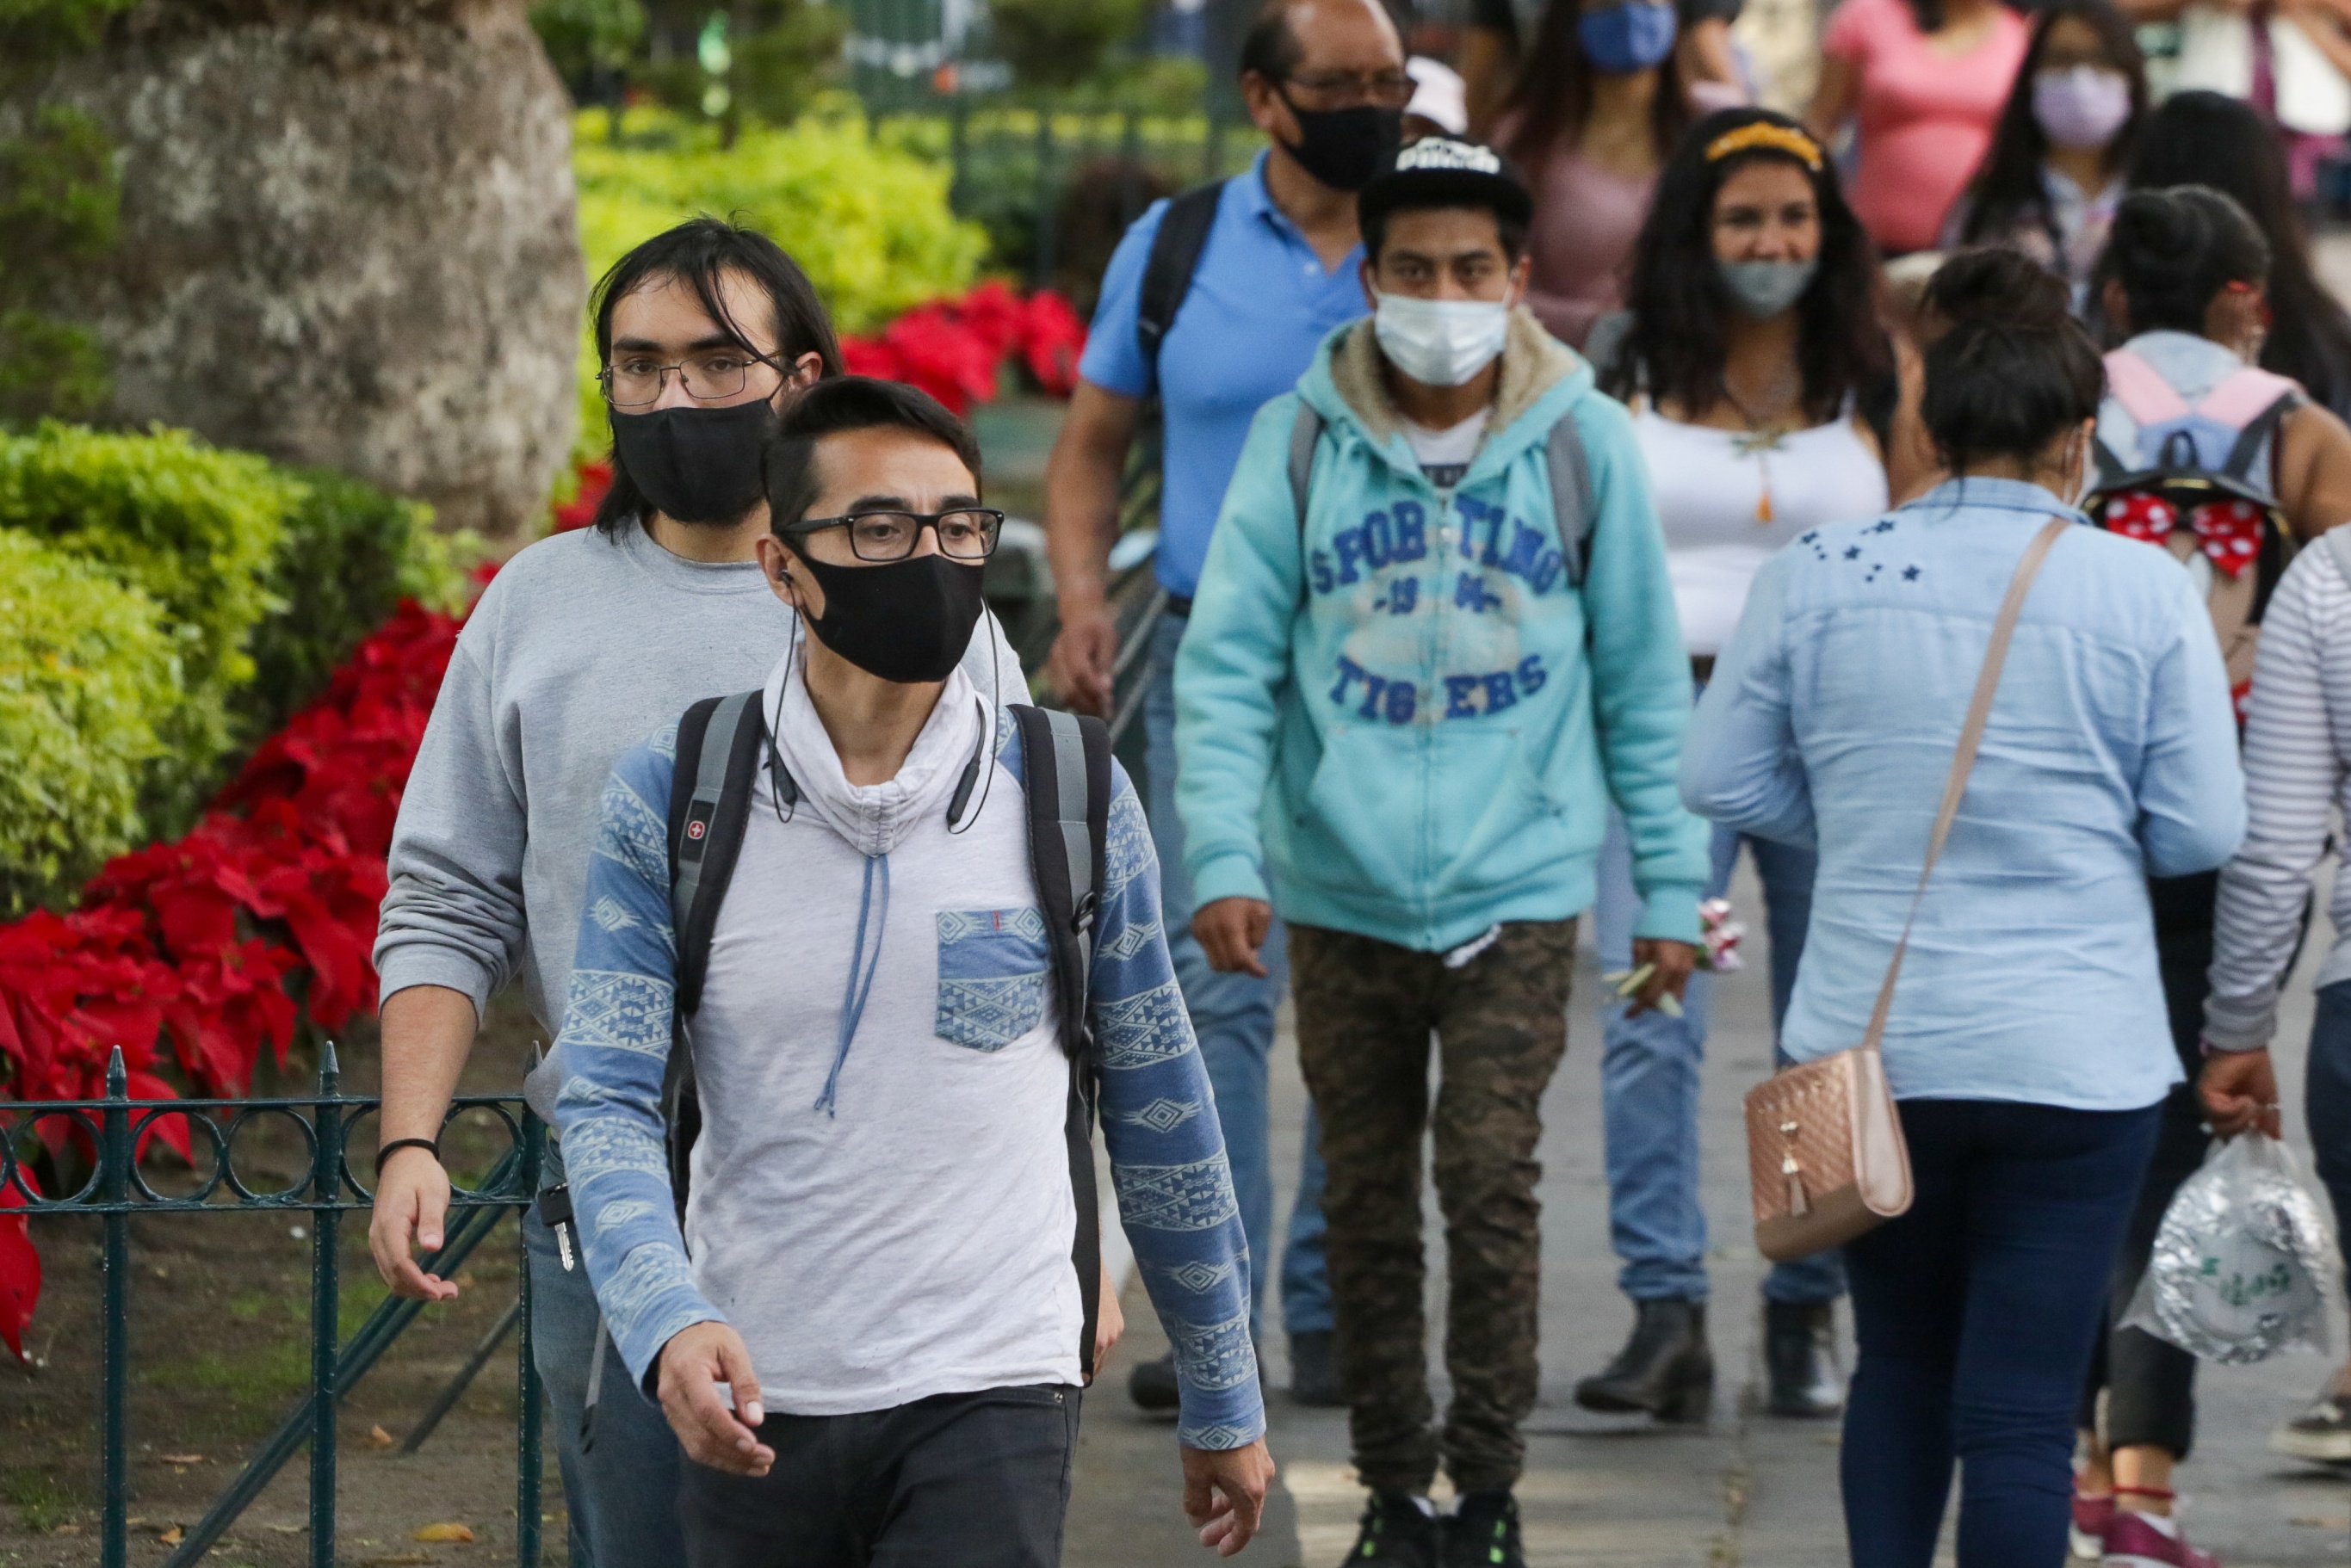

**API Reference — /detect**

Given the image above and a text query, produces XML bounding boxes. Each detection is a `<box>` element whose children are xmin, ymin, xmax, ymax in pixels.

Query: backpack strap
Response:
<box><xmin>2220</xmin><ymin>389</ymin><xmax>2303</xmax><ymax>485</ymax></box>
<box><xmin>1545</xmin><ymin>410</ymin><xmax>1597</xmax><ymax>590</ymax></box>
<box><xmin>2105</xmin><ymin>348</ymin><xmax>2193</xmax><ymax>428</ymax></box>
<box><xmin>1289</xmin><ymin>402</ymin><xmax>1326</xmax><ymax>539</ymax></box>
<box><xmin>661</xmin><ymin>688</ymin><xmax>768</xmax><ymax>1220</ymax></box>
<box><xmin>2199</xmin><ymin>364</ymin><xmax>2305</xmax><ymax>429</ymax></box>
<box><xmin>1010</xmin><ymin>703</ymin><xmax>1114</xmax><ymax>1380</ymax></box>
<box><xmin>1136</xmin><ymin>182</ymin><xmax>1228</xmax><ymax>376</ymax></box>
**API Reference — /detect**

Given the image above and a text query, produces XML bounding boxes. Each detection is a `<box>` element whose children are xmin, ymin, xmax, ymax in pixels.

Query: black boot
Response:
<box><xmin>1443</xmin><ymin>1490</ymin><xmax>1525</xmax><ymax>1568</ymax></box>
<box><xmin>1289</xmin><ymin>1329</ymin><xmax>1344</xmax><ymax>1407</ymax></box>
<box><xmin>1129</xmin><ymin>1349</ymin><xmax>1179</xmax><ymax>1414</ymax></box>
<box><xmin>1762</xmin><ymin>1300</ymin><xmax>1844</xmax><ymax>1418</ymax></box>
<box><xmin>1343</xmin><ymin>1489</ymin><xmax>1441</xmax><ymax>1567</ymax></box>
<box><xmin>1572</xmin><ymin>1299</ymin><xmax>1713</xmax><ymax>1423</ymax></box>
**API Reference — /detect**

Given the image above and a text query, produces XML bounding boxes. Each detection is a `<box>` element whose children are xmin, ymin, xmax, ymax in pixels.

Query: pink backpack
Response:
<box><xmin>2088</xmin><ymin>346</ymin><xmax>2304</xmax><ymax>712</ymax></box>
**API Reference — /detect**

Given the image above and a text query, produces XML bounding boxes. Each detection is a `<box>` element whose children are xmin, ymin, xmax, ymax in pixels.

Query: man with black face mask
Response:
<box><xmin>553</xmin><ymin>377</ymin><xmax>1274</xmax><ymax>1565</ymax></box>
<box><xmin>368</xmin><ymin>219</ymin><xmax>1032</xmax><ymax>1567</ymax></box>
<box><xmin>1043</xmin><ymin>0</ymin><xmax>1407</xmax><ymax>1416</ymax></box>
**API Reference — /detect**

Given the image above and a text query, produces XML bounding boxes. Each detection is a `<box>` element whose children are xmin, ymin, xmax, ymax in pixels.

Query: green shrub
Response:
<box><xmin>0</xmin><ymin>530</ymin><xmax>174</xmax><ymax>915</ymax></box>
<box><xmin>0</xmin><ymin>423</ymin><xmax>292</xmax><ymax>825</ymax></box>
<box><xmin>238</xmin><ymin>466</ymin><xmax>473</xmax><ymax>737</ymax></box>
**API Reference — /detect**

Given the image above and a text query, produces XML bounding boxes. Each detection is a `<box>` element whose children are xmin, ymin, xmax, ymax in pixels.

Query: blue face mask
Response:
<box><xmin>1578</xmin><ymin>0</ymin><xmax>1678</xmax><ymax>73</ymax></box>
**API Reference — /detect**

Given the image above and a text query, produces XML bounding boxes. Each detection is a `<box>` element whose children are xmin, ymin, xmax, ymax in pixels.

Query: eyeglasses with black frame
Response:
<box><xmin>599</xmin><ymin>348</ymin><xmax>778</xmax><ymax>408</ymax></box>
<box><xmin>786</xmin><ymin>508</ymin><xmax>1005</xmax><ymax>563</ymax></box>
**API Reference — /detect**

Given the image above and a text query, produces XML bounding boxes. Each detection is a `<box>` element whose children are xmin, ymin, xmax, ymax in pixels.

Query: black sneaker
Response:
<box><xmin>1290</xmin><ymin>1329</ymin><xmax>1345</xmax><ymax>1407</ymax></box>
<box><xmin>1129</xmin><ymin>1349</ymin><xmax>1179</xmax><ymax>1414</ymax></box>
<box><xmin>1343</xmin><ymin>1489</ymin><xmax>1440</xmax><ymax>1566</ymax></box>
<box><xmin>2270</xmin><ymin>1385</ymin><xmax>2351</xmax><ymax>1464</ymax></box>
<box><xmin>1444</xmin><ymin>1490</ymin><xmax>1525</xmax><ymax>1568</ymax></box>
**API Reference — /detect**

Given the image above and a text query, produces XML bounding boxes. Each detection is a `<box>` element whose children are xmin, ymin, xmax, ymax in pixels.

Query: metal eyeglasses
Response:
<box><xmin>787</xmin><ymin>508</ymin><xmax>1005</xmax><ymax>562</ymax></box>
<box><xmin>599</xmin><ymin>349</ymin><xmax>774</xmax><ymax>408</ymax></box>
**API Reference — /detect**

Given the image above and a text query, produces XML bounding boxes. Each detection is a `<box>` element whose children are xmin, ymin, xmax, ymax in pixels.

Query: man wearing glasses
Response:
<box><xmin>369</xmin><ymin>220</ymin><xmax>1028</xmax><ymax>1565</ymax></box>
<box><xmin>1042</xmin><ymin>0</ymin><xmax>1409</xmax><ymax>1413</ymax></box>
<box><xmin>552</xmin><ymin>376</ymin><xmax>1274</xmax><ymax>1565</ymax></box>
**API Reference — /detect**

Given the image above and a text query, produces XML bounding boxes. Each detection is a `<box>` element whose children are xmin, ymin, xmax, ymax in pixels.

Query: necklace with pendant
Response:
<box><xmin>1722</xmin><ymin>373</ymin><xmax>1802</xmax><ymax>524</ymax></box>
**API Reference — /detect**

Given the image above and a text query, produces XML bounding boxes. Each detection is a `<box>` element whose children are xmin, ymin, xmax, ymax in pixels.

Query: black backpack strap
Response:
<box><xmin>661</xmin><ymin>688</ymin><xmax>768</xmax><ymax>1221</ymax></box>
<box><xmin>1010</xmin><ymin>703</ymin><xmax>1114</xmax><ymax>1380</ymax></box>
<box><xmin>1136</xmin><ymin>181</ymin><xmax>1227</xmax><ymax>375</ymax></box>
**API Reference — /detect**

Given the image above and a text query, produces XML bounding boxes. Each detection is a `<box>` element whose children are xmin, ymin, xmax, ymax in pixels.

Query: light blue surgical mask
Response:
<box><xmin>1717</xmin><ymin>256</ymin><xmax>1818</xmax><ymax>319</ymax></box>
<box><xmin>1578</xmin><ymin>0</ymin><xmax>1678</xmax><ymax>75</ymax></box>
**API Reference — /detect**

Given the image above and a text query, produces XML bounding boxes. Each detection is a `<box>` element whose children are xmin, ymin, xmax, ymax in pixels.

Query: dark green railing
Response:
<box><xmin>1</xmin><ymin>1046</ymin><xmax>544</xmax><ymax>1568</ymax></box>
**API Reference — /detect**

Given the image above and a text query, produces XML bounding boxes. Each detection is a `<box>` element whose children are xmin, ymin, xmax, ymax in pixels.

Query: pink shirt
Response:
<box><xmin>1823</xmin><ymin>0</ymin><xmax>2029</xmax><ymax>254</ymax></box>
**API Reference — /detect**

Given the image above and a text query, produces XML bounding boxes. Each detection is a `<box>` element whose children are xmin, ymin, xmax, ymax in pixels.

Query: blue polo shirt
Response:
<box><xmin>1078</xmin><ymin>152</ymin><xmax>1369</xmax><ymax>598</ymax></box>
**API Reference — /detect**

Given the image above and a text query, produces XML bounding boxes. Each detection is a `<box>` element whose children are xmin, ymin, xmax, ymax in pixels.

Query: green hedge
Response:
<box><xmin>0</xmin><ymin>530</ymin><xmax>175</xmax><ymax>916</ymax></box>
<box><xmin>0</xmin><ymin>423</ymin><xmax>472</xmax><ymax>875</ymax></box>
<box><xmin>0</xmin><ymin>423</ymin><xmax>292</xmax><ymax>824</ymax></box>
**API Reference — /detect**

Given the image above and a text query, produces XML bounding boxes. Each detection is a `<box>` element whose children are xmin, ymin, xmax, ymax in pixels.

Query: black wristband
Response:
<box><xmin>377</xmin><ymin>1137</ymin><xmax>441</xmax><ymax>1167</ymax></box>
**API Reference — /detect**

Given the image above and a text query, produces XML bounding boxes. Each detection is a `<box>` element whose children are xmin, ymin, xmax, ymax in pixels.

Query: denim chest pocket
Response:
<box><xmin>935</xmin><ymin>908</ymin><xmax>1052</xmax><ymax>1052</ymax></box>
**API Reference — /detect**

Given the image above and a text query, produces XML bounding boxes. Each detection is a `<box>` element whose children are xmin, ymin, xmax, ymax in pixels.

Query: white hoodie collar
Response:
<box><xmin>760</xmin><ymin>636</ymin><xmax>990</xmax><ymax>859</ymax></box>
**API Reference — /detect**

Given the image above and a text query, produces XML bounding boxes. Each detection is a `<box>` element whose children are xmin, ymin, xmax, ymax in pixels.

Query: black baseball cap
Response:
<box><xmin>1358</xmin><ymin>137</ymin><xmax>1534</xmax><ymax>234</ymax></box>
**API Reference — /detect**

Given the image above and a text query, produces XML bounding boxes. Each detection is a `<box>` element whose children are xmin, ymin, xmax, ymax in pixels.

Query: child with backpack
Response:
<box><xmin>549</xmin><ymin>378</ymin><xmax>1272</xmax><ymax>1566</ymax></box>
<box><xmin>2069</xmin><ymin>182</ymin><xmax>2351</xmax><ymax>1566</ymax></box>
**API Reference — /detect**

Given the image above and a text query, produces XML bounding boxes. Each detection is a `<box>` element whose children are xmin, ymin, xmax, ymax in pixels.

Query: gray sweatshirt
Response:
<box><xmin>373</xmin><ymin>521</ymin><xmax>1026</xmax><ymax>1104</ymax></box>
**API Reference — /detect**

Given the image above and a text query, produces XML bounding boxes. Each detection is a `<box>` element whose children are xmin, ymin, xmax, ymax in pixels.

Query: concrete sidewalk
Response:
<box><xmin>1067</xmin><ymin>857</ymin><xmax>2351</xmax><ymax>1566</ymax></box>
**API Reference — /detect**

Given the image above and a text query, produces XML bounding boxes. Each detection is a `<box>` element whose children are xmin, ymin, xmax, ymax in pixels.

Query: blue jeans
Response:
<box><xmin>2308</xmin><ymin>978</ymin><xmax>2351</xmax><ymax>1262</ymax></box>
<box><xmin>529</xmin><ymin>1140</ymin><xmax>684</xmax><ymax>1565</ymax></box>
<box><xmin>1145</xmin><ymin>614</ymin><xmax>1329</xmax><ymax>1337</ymax></box>
<box><xmin>1593</xmin><ymin>809</ymin><xmax>1841</xmax><ymax>1305</ymax></box>
<box><xmin>1842</xmin><ymin>1098</ymin><xmax>2162</xmax><ymax>1568</ymax></box>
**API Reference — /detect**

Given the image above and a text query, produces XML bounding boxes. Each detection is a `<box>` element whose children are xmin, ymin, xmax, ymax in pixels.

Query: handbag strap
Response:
<box><xmin>1861</xmin><ymin>515</ymin><xmax>2072</xmax><ymax>1053</ymax></box>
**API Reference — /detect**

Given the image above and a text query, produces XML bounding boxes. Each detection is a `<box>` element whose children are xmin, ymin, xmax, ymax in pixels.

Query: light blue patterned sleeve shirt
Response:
<box><xmin>551</xmin><ymin>718</ymin><xmax>1265</xmax><ymax>1449</ymax></box>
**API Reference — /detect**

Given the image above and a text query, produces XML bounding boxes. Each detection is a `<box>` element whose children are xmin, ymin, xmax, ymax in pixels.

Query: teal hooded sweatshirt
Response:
<box><xmin>1174</xmin><ymin>309</ymin><xmax>1710</xmax><ymax>953</ymax></box>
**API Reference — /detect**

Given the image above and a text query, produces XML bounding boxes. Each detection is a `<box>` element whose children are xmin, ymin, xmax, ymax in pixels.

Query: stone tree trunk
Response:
<box><xmin>16</xmin><ymin>0</ymin><xmax>584</xmax><ymax>542</ymax></box>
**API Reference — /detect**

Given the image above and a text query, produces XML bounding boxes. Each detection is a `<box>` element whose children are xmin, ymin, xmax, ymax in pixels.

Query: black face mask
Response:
<box><xmin>796</xmin><ymin>552</ymin><xmax>986</xmax><ymax>684</ymax></box>
<box><xmin>610</xmin><ymin>400</ymin><xmax>773</xmax><ymax>525</ymax></box>
<box><xmin>1277</xmin><ymin>98</ymin><xmax>1402</xmax><ymax>193</ymax></box>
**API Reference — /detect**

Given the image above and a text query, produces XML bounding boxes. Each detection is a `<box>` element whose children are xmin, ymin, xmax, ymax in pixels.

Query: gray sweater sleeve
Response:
<box><xmin>374</xmin><ymin>634</ymin><xmax>528</xmax><ymax>1022</ymax></box>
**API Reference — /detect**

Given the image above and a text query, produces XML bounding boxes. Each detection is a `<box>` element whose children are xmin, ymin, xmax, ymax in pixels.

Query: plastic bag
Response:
<box><xmin>2120</xmin><ymin>1133</ymin><xmax>2341</xmax><ymax>1365</ymax></box>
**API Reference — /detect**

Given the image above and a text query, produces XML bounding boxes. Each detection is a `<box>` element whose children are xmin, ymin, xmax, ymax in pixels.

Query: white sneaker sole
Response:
<box><xmin>2070</xmin><ymin>1525</ymin><xmax>2106</xmax><ymax>1559</ymax></box>
<box><xmin>2103</xmin><ymin>1555</ymin><xmax>2180</xmax><ymax>1568</ymax></box>
<box><xmin>2269</xmin><ymin>1426</ymin><xmax>2351</xmax><ymax>1461</ymax></box>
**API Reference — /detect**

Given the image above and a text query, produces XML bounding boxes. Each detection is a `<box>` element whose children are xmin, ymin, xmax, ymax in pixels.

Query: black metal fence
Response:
<box><xmin>1</xmin><ymin>1047</ymin><xmax>543</xmax><ymax>1568</ymax></box>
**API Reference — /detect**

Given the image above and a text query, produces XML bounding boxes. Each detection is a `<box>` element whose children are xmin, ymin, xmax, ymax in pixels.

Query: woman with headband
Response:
<box><xmin>1576</xmin><ymin>107</ymin><xmax>1931</xmax><ymax>1429</ymax></box>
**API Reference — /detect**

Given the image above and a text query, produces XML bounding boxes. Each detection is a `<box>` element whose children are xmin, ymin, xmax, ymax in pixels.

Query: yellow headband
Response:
<box><xmin>1704</xmin><ymin>121</ymin><xmax>1823</xmax><ymax>171</ymax></box>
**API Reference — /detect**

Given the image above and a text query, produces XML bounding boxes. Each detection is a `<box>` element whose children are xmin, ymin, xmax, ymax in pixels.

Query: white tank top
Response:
<box><xmin>1631</xmin><ymin>406</ymin><xmax>1891</xmax><ymax>655</ymax></box>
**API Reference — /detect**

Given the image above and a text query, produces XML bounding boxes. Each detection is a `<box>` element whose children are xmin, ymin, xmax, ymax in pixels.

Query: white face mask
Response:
<box><xmin>1372</xmin><ymin>293</ymin><xmax>1513</xmax><ymax>387</ymax></box>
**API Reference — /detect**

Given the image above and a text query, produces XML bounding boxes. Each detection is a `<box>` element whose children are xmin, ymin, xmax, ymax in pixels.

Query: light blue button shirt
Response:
<box><xmin>1078</xmin><ymin>152</ymin><xmax>1370</xmax><ymax>598</ymax></box>
<box><xmin>1680</xmin><ymin>478</ymin><xmax>2247</xmax><ymax>1110</ymax></box>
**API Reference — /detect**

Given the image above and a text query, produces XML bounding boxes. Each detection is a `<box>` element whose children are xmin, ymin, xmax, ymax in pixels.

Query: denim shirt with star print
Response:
<box><xmin>1680</xmin><ymin>477</ymin><xmax>2245</xmax><ymax>1111</ymax></box>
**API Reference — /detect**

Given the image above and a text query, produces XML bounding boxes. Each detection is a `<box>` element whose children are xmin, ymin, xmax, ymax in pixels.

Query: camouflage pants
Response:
<box><xmin>1289</xmin><ymin>919</ymin><xmax>1576</xmax><ymax>1495</ymax></box>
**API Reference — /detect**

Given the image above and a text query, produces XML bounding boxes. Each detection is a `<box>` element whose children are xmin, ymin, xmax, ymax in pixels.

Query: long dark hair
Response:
<box><xmin>2124</xmin><ymin>90</ymin><xmax>2351</xmax><ymax>417</ymax></box>
<box><xmin>1604</xmin><ymin>108</ymin><xmax>1893</xmax><ymax>428</ymax></box>
<box><xmin>1957</xmin><ymin>0</ymin><xmax>2145</xmax><ymax>248</ymax></box>
<box><xmin>1921</xmin><ymin>249</ymin><xmax>2105</xmax><ymax>472</ymax></box>
<box><xmin>589</xmin><ymin>216</ymin><xmax>846</xmax><ymax>535</ymax></box>
<box><xmin>2106</xmin><ymin>185</ymin><xmax>2270</xmax><ymax>336</ymax></box>
<box><xmin>1496</xmin><ymin>0</ymin><xmax>1692</xmax><ymax>171</ymax></box>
